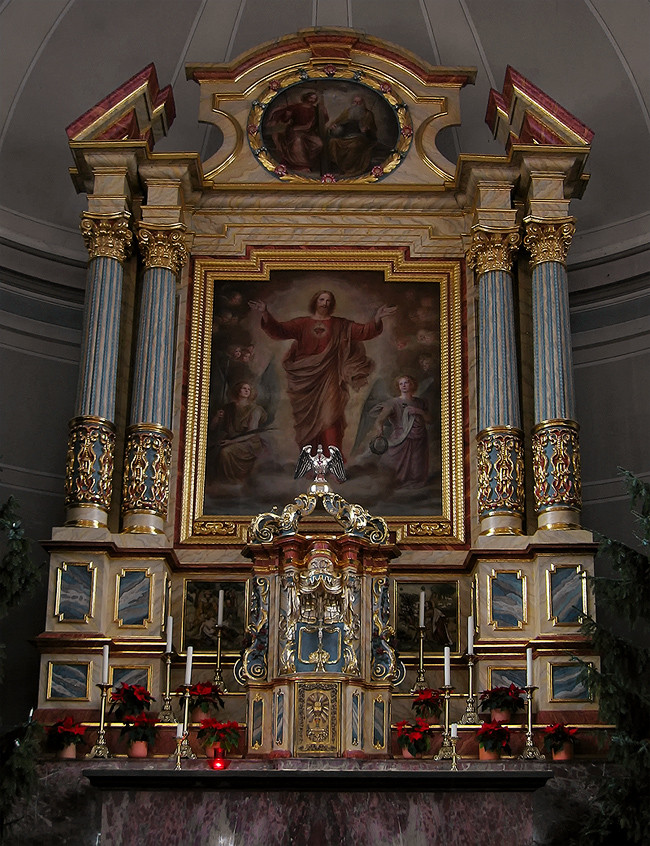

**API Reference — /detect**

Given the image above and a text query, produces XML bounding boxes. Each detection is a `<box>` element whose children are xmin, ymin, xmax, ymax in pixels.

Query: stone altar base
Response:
<box><xmin>6</xmin><ymin>759</ymin><xmax>606</xmax><ymax>846</ymax></box>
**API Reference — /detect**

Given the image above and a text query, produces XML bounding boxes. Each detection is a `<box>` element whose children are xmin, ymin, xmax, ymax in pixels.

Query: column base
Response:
<box><xmin>65</xmin><ymin>504</ymin><xmax>109</xmax><ymax>529</ymax></box>
<box><xmin>537</xmin><ymin>507</ymin><xmax>581</xmax><ymax>531</ymax></box>
<box><xmin>479</xmin><ymin>514</ymin><xmax>523</xmax><ymax>536</ymax></box>
<box><xmin>122</xmin><ymin>511</ymin><xmax>165</xmax><ymax>534</ymax></box>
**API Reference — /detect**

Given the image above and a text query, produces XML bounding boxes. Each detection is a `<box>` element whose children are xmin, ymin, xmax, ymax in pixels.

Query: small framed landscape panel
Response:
<box><xmin>547</xmin><ymin>564</ymin><xmax>587</xmax><ymax>625</ymax></box>
<box><xmin>115</xmin><ymin>569</ymin><xmax>153</xmax><ymax>628</ymax></box>
<box><xmin>487</xmin><ymin>667</ymin><xmax>527</xmax><ymax>691</ymax></box>
<box><xmin>549</xmin><ymin>662</ymin><xmax>593</xmax><ymax>702</ymax></box>
<box><xmin>47</xmin><ymin>661</ymin><xmax>90</xmax><ymax>701</ymax></box>
<box><xmin>488</xmin><ymin>570</ymin><xmax>527</xmax><ymax>630</ymax></box>
<box><xmin>110</xmin><ymin>665</ymin><xmax>151</xmax><ymax>692</ymax></box>
<box><xmin>394</xmin><ymin>580</ymin><xmax>459</xmax><ymax>654</ymax></box>
<box><xmin>54</xmin><ymin>562</ymin><xmax>96</xmax><ymax>623</ymax></box>
<box><xmin>182</xmin><ymin>579</ymin><xmax>247</xmax><ymax>655</ymax></box>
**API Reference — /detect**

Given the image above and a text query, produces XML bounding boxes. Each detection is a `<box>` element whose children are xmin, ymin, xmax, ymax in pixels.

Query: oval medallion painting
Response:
<box><xmin>251</xmin><ymin>77</ymin><xmax>410</xmax><ymax>183</ymax></box>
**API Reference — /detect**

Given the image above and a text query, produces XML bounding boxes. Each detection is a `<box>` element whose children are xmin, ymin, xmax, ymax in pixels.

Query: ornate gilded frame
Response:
<box><xmin>548</xmin><ymin>661</ymin><xmax>593</xmax><ymax>703</ymax></box>
<box><xmin>114</xmin><ymin>568</ymin><xmax>154</xmax><ymax>628</ymax></box>
<box><xmin>47</xmin><ymin>661</ymin><xmax>91</xmax><ymax>701</ymax></box>
<box><xmin>180</xmin><ymin>250</ymin><xmax>464</xmax><ymax>545</ymax></box>
<box><xmin>181</xmin><ymin>577</ymin><xmax>249</xmax><ymax>656</ymax></box>
<box><xmin>546</xmin><ymin>562</ymin><xmax>588</xmax><ymax>626</ymax></box>
<box><xmin>54</xmin><ymin>561</ymin><xmax>96</xmax><ymax>623</ymax></box>
<box><xmin>487</xmin><ymin>568</ymin><xmax>528</xmax><ymax>631</ymax></box>
<box><xmin>392</xmin><ymin>578</ymin><xmax>461</xmax><ymax>656</ymax></box>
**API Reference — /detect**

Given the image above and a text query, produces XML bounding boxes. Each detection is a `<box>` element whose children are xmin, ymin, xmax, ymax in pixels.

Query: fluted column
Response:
<box><xmin>122</xmin><ymin>226</ymin><xmax>187</xmax><ymax>533</ymax></box>
<box><xmin>524</xmin><ymin>218</ymin><xmax>581</xmax><ymax>529</ymax></box>
<box><xmin>65</xmin><ymin>213</ymin><xmax>132</xmax><ymax>527</ymax></box>
<box><xmin>468</xmin><ymin>228</ymin><xmax>525</xmax><ymax>535</ymax></box>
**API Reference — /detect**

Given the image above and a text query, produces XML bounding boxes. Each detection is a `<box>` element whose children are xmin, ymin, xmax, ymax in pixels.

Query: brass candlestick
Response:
<box><xmin>159</xmin><ymin>651</ymin><xmax>175</xmax><ymax>723</ymax></box>
<box><xmin>86</xmin><ymin>682</ymin><xmax>112</xmax><ymax>759</ymax></box>
<box><xmin>459</xmin><ymin>654</ymin><xmax>482</xmax><ymax>725</ymax></box>
<box><xmin>450</xmin><ymin>736</ymin><xmax>459</xmax><ymax>771</ymax></box>
<box><xmin>178</xmin><ymin>684</ymin><xmax>197</xmax><ymax>759</ymax></box>
<box><xmin>410</xmin><ymin>626</ymin><xmax>427</xmax><ymax>693</ymax></box>
<box><xmin>519</xmin><ymin>685</ymin><xmax>544</xmax><ymax>760</ymax></box>
<box><xmin>173</xmin><ymin>731</ymin><xmax>187</xmax><ymax>770</ymax></box>
<box><xmin>433</xmin><ymin>685</ymin><xmax>454</xmax><ymax>760</ymax></box>
<box><xmin>212</xmin><ymin>625</ymin><xmax>227</xmax><ymax>691</ymax></box>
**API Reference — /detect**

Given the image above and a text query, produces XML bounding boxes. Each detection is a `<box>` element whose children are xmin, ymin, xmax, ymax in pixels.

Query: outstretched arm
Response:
<box><xmin>374</xmin><ymin>304</ymin><xmax>397</xmax><ymax>325</ymax></box>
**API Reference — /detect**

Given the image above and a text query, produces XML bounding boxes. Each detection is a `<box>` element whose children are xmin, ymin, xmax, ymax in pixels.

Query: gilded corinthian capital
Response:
<box><xmin>137</xmin><ymin>225</ymin><xmax>188</xmax><ymax>274</ymax></box>
<box><xmin>524</xmin><ymin>218</ymin><xmax>576</xmax><ymax>268</ymax></box>
<box><xmin>466</xmin><ymin>228</ymin><xmax>521</xmax><ymax>277</ymax></box>
<box><xmin>80</xmin><ymin>213</ymin><xmax>132</xmax><ymax>262</ymax></box>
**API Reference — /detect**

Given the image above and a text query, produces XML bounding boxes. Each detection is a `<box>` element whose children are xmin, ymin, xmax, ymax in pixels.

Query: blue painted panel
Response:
<box><xmin>58</xmin><ymin>564</ymin><xmax>93</xmax><ymax>621</ymax></box>
<box><xmin>551</xmin><ymin>568</ymin><xmax>582</xmax><ymax>623</ymax></box>
<box><xmin>49</xmin><ymin>663</ymin><xmax>89</xmax><ymax>700</ymax></box>
<box><xmin>492</xmin><ymin>573</ymin><xmax>523</xmax><ymax>627</ymax></box>
<box><xmin>118</xmin><ymin>571</ymin><xmax>150</xmax><ymax>626</ymax></box>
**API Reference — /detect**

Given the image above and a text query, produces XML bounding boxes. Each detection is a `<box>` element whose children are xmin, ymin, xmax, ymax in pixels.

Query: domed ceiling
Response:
<box><xmin>1</xmin><ymin>0</ymin><xmax>649</xmax><ymax>285</ymax></box>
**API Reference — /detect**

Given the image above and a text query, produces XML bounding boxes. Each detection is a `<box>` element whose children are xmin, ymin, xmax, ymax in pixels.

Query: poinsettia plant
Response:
<box><xmin>109</xmin><ymin>683</ymin><xmax>155</xmax><ymax>722</ymax></box>
<box><xmin>46</xmin><ymin>716</ymin><xmax>86</xmax><ymax>751</ymax></box>
<box><xmin>479</xmin><ymin>683</ymin><xmax>526</xmax><ymax>715</ymax></box>
<box><xmin>411</xmin><ymin>688</ymin><xmax>443</xmax><ymax>719</ymax></box>
<box><xmin>177</xmin><ymin>681</ymin><xmax>224</xmax><ymax>716</ymax></box>
<box><xmin>196</xmin><ymin>719</ymin><xmax>240</xmax><ymax>753</ymax></box>
<box><xmin>476</xmin><ymin>720</ymin><xmax>511</xmax><ymax>754</ymax></box>
<box><xmin>120</xmin><ymin>713</ymin><xmax>158</xmax><ymax>746</ymax></box>
<box><xmin>543</xmin><ymin>722</ymin><xmax>577</xmax><ymax>753</ymax></box>
<box><xmin>396</xmin><ymin>717</ymin><xmax>435</xmax><ymax>756</ymax></box>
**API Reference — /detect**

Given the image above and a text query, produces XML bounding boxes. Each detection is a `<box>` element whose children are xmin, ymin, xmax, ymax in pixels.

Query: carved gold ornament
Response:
<box><xmin>476</xmin><ymin>427</ymin><xmax>525</xmax><ymax>517</ymax></box>
<box><xmin>467</xmin><ymin>228</ymin><xmax>521</xmax><ymax>276</ymax></box>
<box><xmin>122</xmin><ymin>425</ymin><xmax>173</xmax><ymax>516</ymax></box>
<box><xmin>524</xmin><ymin>219</ymin><xmax>576</xmax><ymax>268</ymax></box>
<box><xmin>80</xmin><ymin>214</ymin><xmax>132</xmax><ymax>262</ymax></box>
<box><xmin>532</xmin><ymin>420</ymin><xmax>582</xmax><ymax>511</ymax></box>
<box><xmin>137</xmin><ymin>226</ymin><xmax>188</xmax><ymax>274</ymax></box>
<box><xmin>64</xmin><ymin>416</ymin><xmax>116</xmax><ymax>510</ymax></box>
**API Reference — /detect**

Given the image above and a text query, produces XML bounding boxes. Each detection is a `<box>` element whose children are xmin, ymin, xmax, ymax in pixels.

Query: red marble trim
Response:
<box><xmin>187</xmin><ymin>31</ymin><xmax>475</xmax><ymax>88</ymax></box>
<box><xmin>66</xmin><ymin>64</ymin><xmax>175</xmax><ymax>142</ymax></box>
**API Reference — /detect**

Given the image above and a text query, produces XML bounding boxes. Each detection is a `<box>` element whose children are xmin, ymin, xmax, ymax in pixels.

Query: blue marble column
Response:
<box><xmin>65</xmin><ymin>213</ymin><xmax>132</xmax><ymax>527</ymax></box>
<box><xmin>468</xmin><ymin>228</ymin><xmax>525</xmax><ymax>535</ymax></box>
<box><xmin>524</xmin><ymin>218</ymin><xmax>581</xmax><ymax>529</ymax></box>
<box><xmin>122</xmin><ymin>226</ymin><xmax>187</xmax><ymax>533</ymax></box>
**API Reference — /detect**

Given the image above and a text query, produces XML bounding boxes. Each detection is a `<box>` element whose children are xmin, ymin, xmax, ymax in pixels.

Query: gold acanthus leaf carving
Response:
<box><xmin>137</xmin><ymin>226</ymin><xmax>188</xmax><ymax>274</ymax></box>
<box><xmin>467</xmin><ymin>228</ymin><xmax>521</xmax><ymax>276</ymax></box>
<box><xmin>80</xmin><ymin>214</ymin><xmax>132</xmax><ymax>262</ymax></box>
<box><xmin>193</xmin><ymin>520</ymin><xmax>238</xmax><ymax>536</ymax></box>
<box><xmin>524</xmin><ymin>219</ymin><xmax>576</xmax><ymax>268</ymax></box>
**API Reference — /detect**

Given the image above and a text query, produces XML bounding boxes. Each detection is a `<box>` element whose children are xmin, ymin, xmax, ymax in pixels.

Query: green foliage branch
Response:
<box><xmin>574</xmin><ymin>470</ymin><xmax>650</xmax><ymax>846</ymax></box>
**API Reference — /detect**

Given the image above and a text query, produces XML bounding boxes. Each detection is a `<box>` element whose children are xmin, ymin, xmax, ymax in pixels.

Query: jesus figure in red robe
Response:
<box><xmin>248</xmin><ymin>290</ymin><xmax>396</xmax><ymax>456</ymax></box>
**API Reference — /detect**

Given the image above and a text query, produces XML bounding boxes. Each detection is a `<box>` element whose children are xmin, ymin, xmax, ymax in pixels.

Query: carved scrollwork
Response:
<box><xmin>122</xmin><ymin>424</ymin><xmax>172</xmax><ymax>517</ymax></box>
<box><xmin>80</xmin><ymin>213</ymin><xmax>132</xmax><ymax>262</ymax></box>
<box><xmin>235</xmin><ymin>577</ymin><xmax>269</xmax><ymax>682</ymax></box>
<box><xmin>370</xmin><ymin>577</ymin><xmax>404</xmax><ymax>683</ymax></box>
<box><xmin>322</xmin><ymin>493</ymin><xmax>389</xmax><ymax>544</ymax></box>
<box><xmin>524</xmin><ymin>218</ymin><xmax>576</xmax><ymax>268</ymax></box>
<box><xmin>476</xmin><ymin>427</ymin><xmax>525</xmax><ymax>518</ymax></box>
<box><xmin>64</xmin><ymin>416</ymin><xmax>116</xmax><ymax>510</ymax></box>
<box><xmin>466</xmin><ymin>228</ymin><xmax>521</xmax><ymax>277</ymax></box>
<box><xmin>137</xmin><ymin>226</ymin><xmax>188</xmax><ymax>274</ymax></box>
<box><xmin>193</xmin><ymin>520</ymin><xmax>238</xmax><ymax>536</ymax></box>
<box><xmin>532</xmin><ymin>420</ymin><xmax>582</xmax><ymax>511</ymax></box>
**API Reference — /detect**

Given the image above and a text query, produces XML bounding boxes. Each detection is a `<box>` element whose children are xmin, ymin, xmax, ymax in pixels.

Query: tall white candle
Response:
<box><xmin>444</xmin><ymin>646</ymin><xmax>451</xmax><ymax>686</ymax></box>
<box><xmin>184</xmin><ymin>646</ymin><xmax>193</xmax><ymax>685</ymax></box>
<box><xmin>166</xmin><ymin>615</ymin><xmax>173</xmax><ymax>653</ymax></box>
<box><xmin>451</xmin><ymin>723</ymin><xmax>458</xmax><ymax>739</ymax></box>
<box><xmin>217</xmin><ymin>590</ymin><xmax>224</xmax><ymax>627</ymax></box>
<box><xmin>419</xmin><ymin>590</ymin><xmax>425</xmax><ymax>628</ymax></box>
<box><xmin>467</xmin><ymin>616</ymin><xmax>474</xmax><ymax>655</ymax></box>
<box><xmin>176</xmin><ymin>723</ymin><xmax>184</xmax><ymax>739</ymax></box>
<box><xmin>526</xmin><ymin>647</ymin><xmax>533</xmax><ymax>686</ymax></box>
<box><xmin>101</xmin><ymin>645</ymin><xmax>109</xmax><ymax>685</ymax></box>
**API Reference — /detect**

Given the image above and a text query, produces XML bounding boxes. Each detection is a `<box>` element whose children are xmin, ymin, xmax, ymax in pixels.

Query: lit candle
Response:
<box><xmin>217</xmin><ymin>590</ymin><xmax>224</xmax><ymax>628</ymax></box>
<box><xmin>176</xmin><ymin>723</ymin><xmax>183</xmax><ymax>739</ymax></box>
<box><xmin>28</xmin><ymin>708</ymin><xmax>34</xmax><ymax>721</ymax></box>
<box><xmin>166</xmin><ymin>615</ymin><xmax>173</xmax><ymax>653</ymax></box>
<box><xmin>184</xmin><ymin>646</ymin><xmax>193</xmax><ymax>686</ymax></box>
<box><xmin>467</xmin><ymin>616</ymin><xmax>474</xmax><ymax>655</ymax></box>
<box><xmin>451</xmin><ymin>723</ymin><xmax>458</xmax><ymax>739</ymax></box>
<box><xmin>526</xmin><ymin>647</ymin><xmax>533</xmax><ymax>686</ymax></box>
<box><xmin>444</xmin><ymin>646</ymin><xmax>451</xmax><ymax>686</ymax></box>
<box><xmin>419</xmin><ymin>589</ymin><xmax>425</xmax><ymax>628</ymax></box>
<box><xmin>101</xmin><ymin>645</ymin><xmax>109</xmax><ymax>685</ymax></box>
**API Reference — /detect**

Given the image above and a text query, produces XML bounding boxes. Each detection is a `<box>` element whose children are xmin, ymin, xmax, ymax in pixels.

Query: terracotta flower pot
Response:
<box><xmin>401</xmin><ymin>747</ymin><xmax>415</xmax><ymax>759</ymax></box>
<box><xmin>479</xmin><ymin>746</ymin><xmax>501</xmax><ymax>761</ymax></box>
<box><xmin>127</xmin><ymin>740</ymin><xmax>149</xmax><ymax>758</ymax></box>
<box><xmin>192</xmin><ymin>707</ymin><xmax>209</xmax><ymax>724</ymax></box>
<box><xmin>57</xmin><ymin>743</ymin><xmax>77</xmax><ymax>760</ymax></box>
<box><xmin>551</xmin><ymin>741</ymin><xmax>574</xmax><ymax>761</ymax></box>
<box><xmin>490</xmin><ymin>708</ymin><xmax>512</xmax><ymax>723</ymax></box>
<box><xmin>205</xmin><ymin>742</ymin><xmax>223</xmax><ymax>759</ymax></box>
